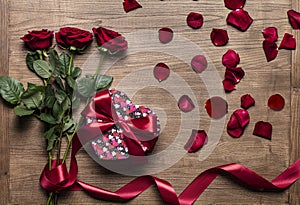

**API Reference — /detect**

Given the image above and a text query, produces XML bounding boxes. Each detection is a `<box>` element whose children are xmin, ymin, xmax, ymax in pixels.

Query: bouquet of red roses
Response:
<box><xmin>0</xmin><ymin>26</ymin><xmax>128</xmax><ymax>205</ymax></box>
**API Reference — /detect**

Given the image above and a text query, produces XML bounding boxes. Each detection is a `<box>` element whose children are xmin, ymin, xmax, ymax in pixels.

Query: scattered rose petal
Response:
<box><xmin>153</xmin><ymin>63</ymin><xmax>170</xmax><ymax>82</ymax></box>
<box><xmin>123</xmin><ymin>0</ymin><xmax>142</xmax><ymax>13</ymax></box>
<box><xmin>191</xmin><ymin>55</ymin><xmax>208</xmax><ymax>73</ymax></box>
<box><xmin>227</xmin><ymin>116</ymin><xmax>244</xmax><ymax>137</ymax></box>
<box><xmin>222</xmin><ymin>49</ymin><xmax>240</xmax><ymax>68</ymax></box>
<box><xmin>234</xmin><ymin>109</ymin><xmax>250</xmax><ymax>128</ymax></box>
<box><xmin>205</xmin><ymin>96</ymin><xmax>228</xmax><ymax>119</ymax></box>
<box><xmin>178</xmin><ymin>95</ymin><xmax>195</xmax><ymax>112</ymax></box>
<box><xmin>158</xmin><ymin>28</ymin><xmax>173</xmax><ymax>44</ymax></box>
<box><xmin>184</xmin><ymin>130</ymin><xmax>208</xmax><ymax>153</ymax></box>
<box><xmin>262</xmin><ymin>27</ymin><xmax>278</xmax><ymax>42</ymax></box>
<box><xmin>226</xmin><ymin>9</ymin><xmax>253</xmax><ymax>32</ymax></box>
<box><xmin>210</xmin><ymin>28</ymin><xmax>229</xmax><ymax>46</ymax></box>
<box><xmin>268</xmin><ymin>94</ymin><xmax>285</xmax><ymax>111</ymax></box>
<box><xmin>225</xmin><ymin>67</ymin><xmax>245</xmax><ymax>84</ymax></box>
<box><xmin>253</xmin><ymin>121</ymin><xmax>272</xmax><ymax>140</ymax></box>
<box><xmin>263</xmin><ymin>40</ymin><xmax>278</xmax><ymax>62</ymax></box>
<box><xmin>224</xmin><ymin>0</ymin><xmax>246</xmax><ymax>10</ymax></box>
<box><xmin>186</xmin><ymin>12</ymin><xmax>204</xmax><ymax>29</ymax></box>
<box><xmin>227</xmin><ymin>109</ymin><xmax>250</xmax><ymax>138</ymax></box>
<box><xmin>287</xmin><ymin>10</ymin><xmax>300</xmax><ymax>29</ymax></box>
<box><xmin>279</xmin><ymin>33</ymin><xmax>296</xmax><ymax>50</ymax></box>
<box><xmin>241</xmin><ymin>94</ymin><xmax>255</xmax><ymax>109</ymax></box>
<box><xmin>223</xmin><ymin>79</ymin><xmax>236</xmax><ymax>92</ymax></box>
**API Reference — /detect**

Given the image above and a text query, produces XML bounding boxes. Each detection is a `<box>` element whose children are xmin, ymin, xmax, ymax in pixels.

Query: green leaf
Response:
<box><xmin>59</xmin><ymin>53</ymin><xmax>71</xmax><ymax>78</ymax></box>
<box><xmin>47</xmin><ymin>134</ymin><xmax>58</xmax><ymax>151</ymax></box>
<box><xmin>94</xmin><ymin>74</ymin><xmax>113</xmax><ymax>91</ymax></box>
<box><xmin>76</xmin><ymin>77</ymin><xmax>94</xmax><ymax>98</ymax></box>
<box><xmin>66</xmin><ymin>76</ymin><xmax>76</xmax><ymax>89</ymax></box>
<box><xmin>43</xmin><ymin>85</ymin><xmax>55</xmax><ymax>108</ymax></box>
<box><xmin>48</xmin><ymin>48</ymin><xmax>62</xmax><ymax>77</ymax></box>
<box><xmin>38</xmin><ymin>113</ymin><xmax>57</xmax><ymax>124</ymax></box>
<box><xmin>21</xmin><ymin>83</ymin><xmax>44</xmax><ymax>109</ymax></box>
<box><xmin>55</xmin><ymin>89</ymin><xmax>67</xmax><ymax>104</ymax></box>
<box><xmin>54</xmin><ymin>76</ymin><xmax>64</xmax><ymax>90</ymax></box>
<box><xmin>71</xmin><ymin>67</ymin><xmax>82</xmax><ymax>78</ymax></box>
<box><xmin>33</xmin><ymin>60</ymin><xmax>53</xmax><ymax>79</ymax></box>
<box><xmin>52</xmin><ymin>98</ymin><xmax>70</xmax><ymax>123</ymax></box>
<box><xmin>71</xmin><ymin>95</ymin><xmax>80</xmax><ymax>110</ymax></box>
<box><xmin>43</xmin><ymin>125</ymin><xmax>57</xmax><ymax>140</ymax></box>
<box><xmin>52</xmin><ymin>101</ymin><xmax>61</xmax><ymax>120</ymax></box>
<box><xmin>0</xmin><ymin>76</ymin><xmax>25</xmax><ymax>105</ymax></box>
<box><xmin>61</xmin><ymin>97</ymin><xmax>71</xmax><ymax>112</ymax></box>
<box><xmin>63</xmin><ymin>117</ymin><xmax>76</xmax><ymax>133</ymax></box>
<box><xmin>26</xmin><ymin>51</ymin><xmax>39</xmax><ymax>72</ymax></box>
<box><xmin>13</xmin><ymin>106</ymin><xmax>34</xmax><ymax>116</ymax></box>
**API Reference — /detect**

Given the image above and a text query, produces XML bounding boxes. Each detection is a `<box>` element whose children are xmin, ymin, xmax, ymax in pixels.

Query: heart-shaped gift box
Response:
<box><xmin>77</xmin><ymin>89</ymin><xmax>160</xmax><ymax>160</ymax></box>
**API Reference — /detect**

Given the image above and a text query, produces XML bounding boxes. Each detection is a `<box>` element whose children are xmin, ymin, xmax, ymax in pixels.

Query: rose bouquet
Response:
<box><xmin>0</xmin><ymin>26</ymin><xmax>128</xmax><ymax>205</ymax></box>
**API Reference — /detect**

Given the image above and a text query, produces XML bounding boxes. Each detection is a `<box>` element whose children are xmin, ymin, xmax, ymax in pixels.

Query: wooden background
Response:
<box><xmin>1</xmin><ymin>0</ymin><xmax>300</xmax><ymax>204</ymax></box>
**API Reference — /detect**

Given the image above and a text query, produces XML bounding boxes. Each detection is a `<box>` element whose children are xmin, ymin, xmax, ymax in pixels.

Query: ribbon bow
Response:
<box><xmin>78</xmin><ymin>89</ymin><xmax>159</xmax><ymax>156</ymax></box>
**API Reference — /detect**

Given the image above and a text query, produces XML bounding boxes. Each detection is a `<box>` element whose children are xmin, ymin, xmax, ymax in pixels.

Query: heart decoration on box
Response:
<box><xmin>77</xmin><ymin>89</ymin><xmax>160</xmax><ymax>160</ymax></box>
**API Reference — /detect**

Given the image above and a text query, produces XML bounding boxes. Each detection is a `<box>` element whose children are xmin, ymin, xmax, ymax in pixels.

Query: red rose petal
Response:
<box><xmin>268</xmin><ymin>94</ymin><xmax>285</xmax><ymax>111</ymax></box>
<box><xmin>234</xmin><ymin>109</ymin><xmax>250</xmax><ymax>128</ymax></box>
<box><xmin>253</xmin><ymin>121</ymin><xmax>272</xmax><ymax>140</ymax></box>
<box><xmin>210</xmin><ymin>28</ymin><xmax>229</xmax><ymax>46</ymax></box>
<box><xmin>241</xmin><ymin>94</ymin><xmax>255</xmax><ymax>109</ymax></box>
<box><xmin>226</xmin><ymin>9</ymin><xmax>253</xmax><ymax>32</ymax></box>
<box><xmin>205</xmin><ymin>96</ymin><xmax>228</xmax><ymax>119</ymax></box>
<box><xmin>225</xmin><ymin>67</ymin><xmax>245</xmax><ymax>84</ymax></box>
<box><xmin>222</xmin><ymin>49</ymin><xmax>240</xmax><ymax>68</ymax></box>
<box><xmin>153</xmin><ymin>63</ymin><xmax>170</xmax><ymax>82</ymax></box>
<box><xmin>262</xmin><ymin>27</ymin><xmax>278</xmax><ymax>42</ymax></box>
<box><xmin>279</xmin><ymin>33</ymin><xmax>296</xmax><ymax>50</ymax></box>
<box><xmin>287</xmin><ymin>10</ymin><xmax>300</xmax><ymax>29</ymax></box>
<box><xmin>184</xmin><ymin>130</ymin><xmax>208</xmax><ymax>153</ymax></box>
<box><xmin>227</xmin><ymin>126</ymin><xmax>244</xmax><ymax>138</ymax></box>
<box><xmin>263</xmin><ymin>40</ymin><xmax>278</xmax><ymax>62</ymax></box>
<box><xmin>123</xmin><ymin>0</ymin><xmax>142</xmax><ymax>13</ymax></box>
<box><xmin>227</xmin><ymin>113</ymin><xmax>241</xmax><ymax>130</ymax></box>
<box><xmin>224</xmin><ymin>0</ymin><xmax>246</xmax><ymax>10</ymax></box>
<box><xmin>186</xmin><ymin>12</ymin><xmax>204</xmax><ymax>29</ymax></box>
<box><xmin>191</xmin><ymin>55</ymin><xmax>208</xmax><ymax>73</ymax></box>
<box><xmin>223</xmin><ymin>79</ymin><xmax>236</xmax><ymax>92</ymax></box>
<box><xmin>178</xmin><ymin>95</ymin><xmax>195</xmax><ymax>112</ymax></box>
<box><xmin>227</xmin><ymin>112</ymin><xmax>244</xmax><ymax>138</ymax></box>
<box><xmin>159</xmin><ymin>28</ymin><xmax>173</xmax><ymax>44</ymax></box>
<box><xmin>227</xmin><ymin>109</ymin><xmax>250</xmax><ymax>138</ymax></box>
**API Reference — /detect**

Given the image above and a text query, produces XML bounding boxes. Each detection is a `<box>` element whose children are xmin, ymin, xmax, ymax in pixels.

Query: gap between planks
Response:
<box><xmin>0</xmin><ymin>0</ymin><xmax>10</xmax><ymax>205</ymax></box>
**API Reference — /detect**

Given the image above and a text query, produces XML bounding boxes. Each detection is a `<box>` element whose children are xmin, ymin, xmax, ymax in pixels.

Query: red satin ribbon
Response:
<box><xmin>40</xmin><ymin>90</ymin><xmax>300</xmax><ymax>204</ymax></box>
<box><xmin>78</xmin><ymin>89</ymin><xmax>158</xmax><ymax>156</ymax></box>
<box><xmin>40</xmin><ymin>132</ymin><xmax>300</xmax><ymax>204</ymax></box>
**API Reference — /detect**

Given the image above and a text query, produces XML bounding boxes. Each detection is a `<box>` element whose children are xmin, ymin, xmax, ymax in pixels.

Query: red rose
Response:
<box><xmin>21</xmin><ymin>29</ymin><xmax>54</xmax><ymax>50</ymax></box>
<box><xmin>92</xmin><ymin>27</ymin><xmax>128</xmax><ymax>53</ymax></box>
<box><xmin>55</xmin><ymin>27</ymin><xmax>93</xmax><ymax>50</ymax></box>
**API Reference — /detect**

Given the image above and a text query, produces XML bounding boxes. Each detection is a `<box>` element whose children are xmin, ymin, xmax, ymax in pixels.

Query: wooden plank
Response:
<box><xmin>290</xmin><ymin>0</ymin><xmax>300</xmax><ymax>204</ymax></box>
<box><xmin>0</xmin><ymin>0</ymin><xmax>10</xmax><ymax>205</ymax></box>
<box><xmin>5</xmin><ymin>0</ymin><xmax>296</xmax><ymax>204</ymax></box>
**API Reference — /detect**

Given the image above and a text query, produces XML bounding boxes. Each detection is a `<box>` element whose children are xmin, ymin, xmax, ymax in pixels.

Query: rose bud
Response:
<box><xmin>55</xmin><ymin>27</ymin><xmax>93</xmax><ymax>51</ymax></box>
<box><xmin>21</xmin><ymin>29</ymin><xmax>54</xmax><ymax>51</ymax></box>
<box><xmin>92</xmin><ymin>27</ymin><xmax>128</xmax><ymax>54</ymax></box>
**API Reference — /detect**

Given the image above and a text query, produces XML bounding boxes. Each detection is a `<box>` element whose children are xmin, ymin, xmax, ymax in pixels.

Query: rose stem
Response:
<box><xmin>62</xmin><ymin>124</ymin><xmax>78</xmax><ymax>164</ymax></box>
<box><xmin>67</xmin><ymin>52</ymin><xmax>73</xmax><ymax>76</ymax></box>
<box><xmin>61</xmin><ymin>50</ymin><xmax>107</xmax><ymax>164</ymax></box>
<box><xmin>94</xmin><ymin>50</ymin><xmax>107</xmax><ymax>80</ymax></box>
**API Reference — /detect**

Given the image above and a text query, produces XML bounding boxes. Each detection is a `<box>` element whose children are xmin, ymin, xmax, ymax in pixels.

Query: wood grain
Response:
<box><xmin>1</xmin><ymin>0</ymin><xmax>299</xmax><ymax>204</ymax></box>
<box><xmin>0</xmin><ymin>0</ymin><xmax>10</xmax><ymax>205</ymax></box>
<box><xmin>290</xmin><ymin>0</ymin><xmax>300</xmax><ymax>204</ymax></box>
